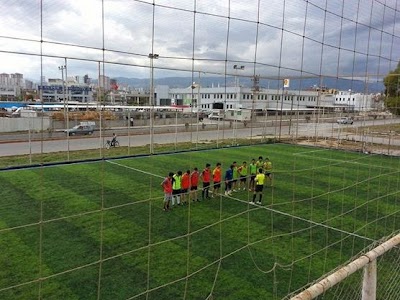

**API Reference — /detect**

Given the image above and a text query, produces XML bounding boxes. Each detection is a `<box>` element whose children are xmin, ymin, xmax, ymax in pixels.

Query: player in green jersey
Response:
<box><xmin>251</xmin><ymin>168</ymin><xmax>265</xmax><ymax>205</ymax></box>
<box><xmin>237</xmin><ymin>161</ymin><xmax>248</xmax><ymax>191</ymax></box>
<box><xmin>248</xmin><ymin>158</ymin><xmax>257</xmax><ymax>191</ymax></box>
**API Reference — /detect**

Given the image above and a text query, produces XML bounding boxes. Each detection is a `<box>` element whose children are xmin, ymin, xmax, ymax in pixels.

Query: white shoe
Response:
<box><xmin>256</xmin><ymin>201</ymin><xmax>261</xmax><ymax>205</ymax></box>
<box><xmin>224</xmin><ymin>191</ymin><xmax>228</xmax><ymax>196</ymax></box>
<box><xmin>228</xmin><ymin>191</ymin><xmax>232</xmax><ymax>195</ymax></box>
<box><xmin>233</xmin><ymin>189</ymin><xmax>237</xmax><ymax>192</ymax></box>
<box><xmin>248</xmin><ymin>188</ymin><xmax>252</xmax><ymax>191</ymax></box>
<box><xmin>249</xmin><ymin>201</ymin><xmax>256</xmax><ymax>205</ymax></box>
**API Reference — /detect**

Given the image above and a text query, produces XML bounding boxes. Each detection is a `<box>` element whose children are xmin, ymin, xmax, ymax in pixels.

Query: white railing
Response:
<box><xmin>290</xmin><ymin>234</ymin><xmax>400</xmax><ymax>300</ymax></box>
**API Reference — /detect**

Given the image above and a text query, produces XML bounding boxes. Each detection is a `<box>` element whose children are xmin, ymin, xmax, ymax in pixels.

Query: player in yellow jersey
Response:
<box><xmin>248</xmin><ymin>158</ymin><xmax>257</xmax><ymax>191</ymax></box>
<box><xmin>237</xmin><ymin>161</ymin><xmax>248</xmax><ymax>191</ymax></box>
<box><xmin>263</xmin><ymin>157</ymin><xmax>273</xmax><ymax>186</ymax></box>
<box><xmin>251</xmin><ymin>168</ymin><xmax>265</xmax><ymax>205</ymax></box>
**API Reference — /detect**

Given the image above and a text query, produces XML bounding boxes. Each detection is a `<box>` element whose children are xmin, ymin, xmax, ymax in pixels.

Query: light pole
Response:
<box><xmin>191</xmin><ymin>72</ymin><xmax>203</xmax><ymax>148</ymax></box>
<box><xmin>233</xmin><ymin>65</ymin><xmax>244</xmax><ymax>143</ymax></box>
<box><xmin>58</xmin><ymin>65</ymin><xmax>66</xmax><ymax>122</ymax></box>
<box><xmin>59</xmin><ymin>62</ymin><xmax>70</xmax><ymax>160</ymax></box>
<box><xmin>148</xmin><ymin>53</ymin><xmax>159</xmax><ymax>154</ymax></box>
<box><xmin>233</xmin><ymin>65</ymin><xmax>245</xmax><ymax>90</ymax></box>
<box><xmin>348</xmin><ymin>89</ymin><xmax>352</xmax><ymax>115</ymax></box>
<box><xmin>250</xmin><ymin>75</ymin><xmax>260</xmax><ymax>141</ymax></box>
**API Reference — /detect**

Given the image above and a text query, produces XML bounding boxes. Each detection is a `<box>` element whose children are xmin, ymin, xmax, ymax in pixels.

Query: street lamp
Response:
<box><xmin>58</xmin><ymin>65</ymin><xmax>66</xmax><ymax>120</ymax></box>
<box><xmin>191</xmin><ymin>73</ymin><xmax>203</xmax><ymax>148</ymax></box>
<box><xmin>233</xmin><ymin>65</ymin><xmax>245</xmax><ymax>90</ymax></box>
<box><xmin>148</xmin><ymin>53</ymin><xmax>159</xmax><ymax>154</ymax></box>
<box><xmin>59</xmin><ymin>63</ymin><xmax>70</xmax><ymax>160</ymax></box>
<box><xmin>233</xmin><ymin>65</ymin><xmax>245</xmax><ymax>143</ymax></box>
<box><xmin>348</xmin><ymin>89</ymin><xmax>352</xmax><ymax>114</ymax></box>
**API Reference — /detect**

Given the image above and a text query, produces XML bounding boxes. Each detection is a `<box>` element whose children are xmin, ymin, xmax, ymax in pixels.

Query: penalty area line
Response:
<box><xmin>106</xmin><ymin>160</ymin><xmax>164</xmax><ymax>179</ymax></box>
<box><xmin>225</xmin><ymin>194</ymin><xmax>375</xmax><ymax>243</ymax></box>
<box><xmin>106</xmin><ymin>159</ymin><xmax>375</xmax><ymax>243</ymax></box>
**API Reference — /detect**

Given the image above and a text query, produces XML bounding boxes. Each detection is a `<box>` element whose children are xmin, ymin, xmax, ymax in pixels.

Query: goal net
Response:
<box><xmin>0</xmin><ymin>1</ymin><xmax>399</xmax><ymax>300</ymax></box>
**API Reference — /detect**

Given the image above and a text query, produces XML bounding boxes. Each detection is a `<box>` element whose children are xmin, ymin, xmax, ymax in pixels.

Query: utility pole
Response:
<box><xmin>250</xmin><ymin>75</ymin><xmax>260</xmax><ymax>140</ymax></box>
<box><xmin>148</xmin><ymin>53</ymin><xmax>159</xmax><ymax>154</ymax></box>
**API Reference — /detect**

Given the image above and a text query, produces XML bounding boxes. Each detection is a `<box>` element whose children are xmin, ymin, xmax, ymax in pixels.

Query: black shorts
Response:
<box><xmin>240</xmin><ymin>175</ymin><xmax>247</xmax><ymax>182</ymax></box>
<box><xmin>250</xmin><ymin>175</ymin><xmax>256</xmax><ymax>182</ymax></box>
<box><xmin>203</xmin><ymin>182</ymin><xmax>210</xmax><ymax>188</ymax></box>
<box><xmin>181</xmin><ymin>188</ymin><xmax>188</xmax><ymax>193</ymax></box>
<box><xmin>172</xmin><ymin>189</ymin><xmax>181</xmax><ymax>195</ymax></box>
<box><xmin>265</xmin><ymin>172</ymin><xmax>272</xmax><ymax>177</ymax></box>
<box><xmin>255</xmin><ymin>185</ymin><xmax>264</xmax><ymax>193</ymax></box>
<box><xmin>190</xmin><ymin>186</ymin><xmax>198</xmax><ymax>191</ymax></box>
<box><xmin>214</xmin><ymin>181</ymin><xmax>221</xmax><ymax>188</ymax></box>
<box><xmin>225</xmin><ymin>181</ymin><xmax>232</xmax><ymax>190</ymax></box>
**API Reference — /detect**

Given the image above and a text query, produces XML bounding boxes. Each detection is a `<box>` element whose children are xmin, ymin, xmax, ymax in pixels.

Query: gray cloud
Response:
<box><xmin>0</xmin><ymin>0</ymin><xmax>399</xmax><ymax>82</ymax></box>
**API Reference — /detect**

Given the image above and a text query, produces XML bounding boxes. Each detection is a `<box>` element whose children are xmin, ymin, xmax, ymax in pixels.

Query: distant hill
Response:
<box><xmin>106</xmin><ymin>76</ymin><xmax>385</xmax><ymax>93</ymax></box>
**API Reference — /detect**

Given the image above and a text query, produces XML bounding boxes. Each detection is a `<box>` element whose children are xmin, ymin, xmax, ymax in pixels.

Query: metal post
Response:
<box><xmin>233</xmin><ymin>65</ymin><xmax>244</xmax><ymax>143</ymax></box>
<box><xmin>291</xmin><ymin>234</ymin><xmax>400</xmax><ymax>300</ymax></box>
<box><xmin>197</xmin><ymin>77</ymin><xmax>200</xmax><ymax>147</ymax></box>
<box><xmin>128</xmin><ymin>109</ymin><xmax>131</xmax><ymax>154</ymax></box>
<box><xmin>58</xmin><ymin>65</ymin><xmax>66</xmax><ymax>124</ymax></box>
<box><xmin>98</xmin><ymin>62</ymin><xmax>103</xmax><ymax>157</ymax></box>
<box><xmin>194</xmin><ymin>74</ymin><xmax>201</xmax><ymax>149</ymax></box>
<box><xmin>65</xmin><ymin>58</ymin><xmax>70</xmax><ymax>160</ymax></box>
<box><xmin>175</xmin><ymin>110</ymin><xmax>178</xmax><ymax>151</ymax></box>
<box><xmin>361</xmin><ymin>260</ymin><xmax>377</xmax><ymax>300</ymax></box>
<box><xmin>28</xmin><ymin>115</ymin><xmax>32</xmax><ymax>164</ymax></box>
<box><xmin>148</xmin><ymin>53</ymin><xmax>159</xmax><ymax>154</ymax></box>
<box><xmin>58</xmin><ymin>63</ymin><xmax>69</xmax><ymax>160</ymax></box>
<box><xmin>251</xmin><ymin>75</ymin><xmax>260</xmax><ymax>142</ymax></box>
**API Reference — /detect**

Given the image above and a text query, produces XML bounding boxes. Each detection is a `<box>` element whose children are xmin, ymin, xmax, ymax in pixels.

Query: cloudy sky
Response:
<box><xmin>0</xmin><ymin>0</ymin><xmax>399</xmax><ymax>83</ymax></box>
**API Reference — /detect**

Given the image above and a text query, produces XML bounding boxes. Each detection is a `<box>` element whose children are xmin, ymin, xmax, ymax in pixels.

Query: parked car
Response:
<box><xmin>208</xmin><ymin>111</ymin><xmax>225</xmax><ymax>120</ymax></box>
<box><xmin>64</xmin><ymin>125</ymin><xmax>94</xmax><ymax>136</ymax></box>
<box><xmin>337</xmin><ymin>117</ymin><xmax>353</xmax><ymax>125</ymax></box>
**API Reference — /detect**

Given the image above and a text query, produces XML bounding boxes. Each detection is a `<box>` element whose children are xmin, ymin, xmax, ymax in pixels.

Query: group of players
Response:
<box><xmin>160</xmin><ymin>156</ymin><xmax>273</xmax><ymax>211</ymax></box>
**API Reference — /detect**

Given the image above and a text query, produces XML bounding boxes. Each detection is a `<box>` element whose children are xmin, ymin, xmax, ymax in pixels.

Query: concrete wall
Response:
<box><xmin>0</xmin><ymin>117</ymin><xmax>51</xmax><ymax>133</ymax></box>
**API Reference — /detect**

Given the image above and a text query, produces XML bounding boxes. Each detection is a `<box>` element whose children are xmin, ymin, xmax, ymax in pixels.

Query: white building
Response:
<box><xmin>335</xmin><ymin>90</ymin><xmax>373</xmax><ymax>112</ymax></box>
<box><xmin>39</xmin><ymin>78</ymin><xmax>93</xmax><ymax>103</ymax></box>
<box><xmin>158</xmin><ymin>85</ymin><xmax>374</xmax><ymax>113</ymax></box>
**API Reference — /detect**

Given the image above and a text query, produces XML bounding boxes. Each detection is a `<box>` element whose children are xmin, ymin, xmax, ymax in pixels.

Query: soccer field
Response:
<box><xmin>0</xmin><ymin>144</ymin><xmax>399</xmax><ymax>299</ymax></box>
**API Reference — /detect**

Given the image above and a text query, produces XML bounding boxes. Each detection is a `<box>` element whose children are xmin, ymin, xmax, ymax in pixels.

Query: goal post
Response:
<box><xmin>289</xmin><ymin>234</ymin><xmax>400</xmax><ymax>300</ymax></box>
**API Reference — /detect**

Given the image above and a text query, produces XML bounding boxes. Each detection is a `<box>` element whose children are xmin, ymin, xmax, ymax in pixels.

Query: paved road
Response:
<box><xmin>1</xmin><ymin>118</ymin><xmax>399</xmax><ymax>157</ymax></box>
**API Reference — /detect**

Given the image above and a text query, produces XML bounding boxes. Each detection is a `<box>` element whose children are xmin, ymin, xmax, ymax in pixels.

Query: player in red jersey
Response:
<box><xmin>161</xmin><ymin>172</ymin><xmax>173</xmax><ymax>211</ymax></box>
<box><xmin>190</xmin><ymin>167</ymin><xmax>200</xmax><ymax>202</ymax></box>
<box><xmin>212</xmin><ymin>162</ymin><xmax>222</xmax><ymax>197</ymax></box>
<box><xmin>201</xmin><ymin>163</ymin><xmax>211</xmax><ymax>200</ymax></box>
<box><xmin>181</xmin><ymin>170</ymin><xmax>190</xmax><ymax>205</ymax></box>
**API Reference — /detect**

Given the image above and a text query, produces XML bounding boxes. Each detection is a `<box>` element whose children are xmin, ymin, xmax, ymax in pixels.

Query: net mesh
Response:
<box><xmin>0</xmin><ymin>0</ymin><xmax>399</xmax><ymax>299</ymax></box>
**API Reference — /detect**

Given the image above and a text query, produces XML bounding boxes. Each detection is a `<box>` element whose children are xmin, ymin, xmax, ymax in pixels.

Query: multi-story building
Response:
<box><xmin>157</xmin><ymin>85</ymin><xmax>374</xmax><ymax>113</ymax></box>
<box><xmin>335</xmin><ymin>90</ymin><xmax>373</xmax><ymax>112</ymax></box>
<box><xmin>83</xmin><ymin>74</ymin><xmax>91</xmax><ymax>85</ymax></box>
<box><xmin>39</xmin><ymin>78</ymin><xmax>93</xmax><ymax>103</ymax></box>
<box><xmin>99</xmin><ymin>75</ymin><xmax>111</xmax><ymax>91</ymax></box>
<box><xmin>0</xmin><ymin>73</ymin><xmax>23</xmax><ymax>100</ymax></box>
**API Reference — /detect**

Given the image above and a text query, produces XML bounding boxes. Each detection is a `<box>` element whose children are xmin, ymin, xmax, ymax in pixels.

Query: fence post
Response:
<box><xmin>362</xmin><ymin>260</ymin><xmax>377</xmax><ymax>300</ymax></box>
<box><xmin>290</xmin><ymin>234</ymin><xmax>400</xmax><ymax>300</ymax></box>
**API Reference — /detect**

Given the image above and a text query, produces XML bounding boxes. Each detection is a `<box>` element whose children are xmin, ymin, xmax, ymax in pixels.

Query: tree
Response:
<box><xmin>383</xmin><ymin>61</ymin><xmax>400</xmax><ymax>114</ymax></box>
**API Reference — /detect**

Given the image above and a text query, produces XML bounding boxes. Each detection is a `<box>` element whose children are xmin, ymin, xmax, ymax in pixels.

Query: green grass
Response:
<box><xmin>0</xmin><ymin>144</ymin><xmax>399</xmax><ymax>299</ymax></box>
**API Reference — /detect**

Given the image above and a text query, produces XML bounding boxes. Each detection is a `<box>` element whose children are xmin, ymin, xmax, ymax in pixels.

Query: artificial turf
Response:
<box><xmin>0</xmin><ymin>144</ymin><xmax>399</xmax><ymax>299</ymax></box>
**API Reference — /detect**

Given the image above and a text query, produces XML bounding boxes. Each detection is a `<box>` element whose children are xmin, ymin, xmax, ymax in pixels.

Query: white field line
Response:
<box><xmin>106</xmin><ymin>159</ymin><xmax>375</xmax><ymax>242</ymax></box>
<box><xmin>293</xmin><ymin>151</ymin><xmax>399</xmax><ymax>171</ymax></box>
